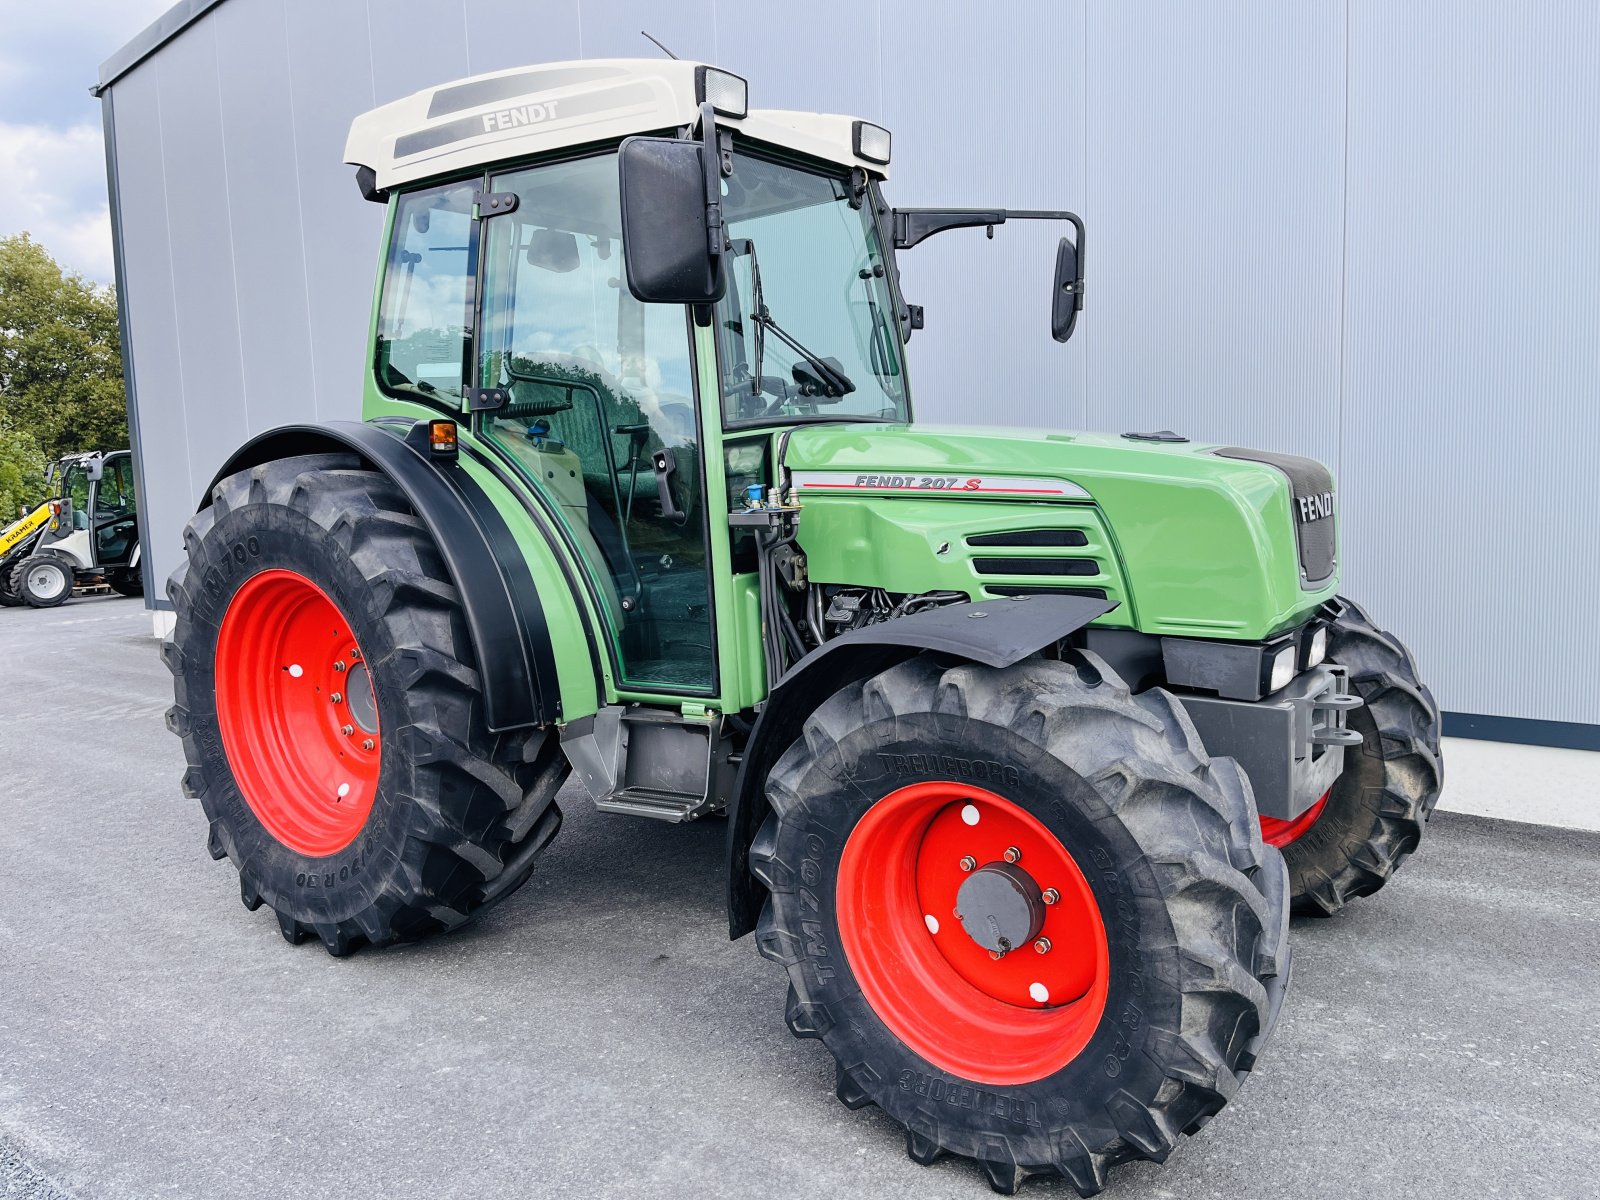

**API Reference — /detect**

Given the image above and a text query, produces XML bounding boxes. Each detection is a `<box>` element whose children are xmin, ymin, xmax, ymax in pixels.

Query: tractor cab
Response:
<box><xmin>348</xmin><ymin>61</ymin><xmax>926</xmax><ymax>700</ymax></box>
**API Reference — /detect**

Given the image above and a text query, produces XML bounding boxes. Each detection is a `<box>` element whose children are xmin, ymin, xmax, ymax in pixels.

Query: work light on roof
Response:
<box><xmin>695</xmin><ymin>66</ymin><xmax>748</xmax><ymax>117</ymax></box>
<box><xmin>852</xmin><ymin>120</ymin><xmax>892</xmax><ymax>165</ymax></box>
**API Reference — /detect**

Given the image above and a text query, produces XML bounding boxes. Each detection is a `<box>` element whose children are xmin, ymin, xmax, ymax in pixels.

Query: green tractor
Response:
<box><xmin>165</xmin><ymin>61</ymin><xmax>1441</xmax><ymax>1194</ymax></box>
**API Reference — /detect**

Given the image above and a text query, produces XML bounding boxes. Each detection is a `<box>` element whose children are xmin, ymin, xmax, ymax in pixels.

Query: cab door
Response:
<box><xmin>471</xmin><ymin>152</ymin><xmax>716</xmax><ymax>695</ymax></box>
<box><xmin>91</xmin><ymin>455</ymin><xmax>138</xmax><ymax>568</ymax></box>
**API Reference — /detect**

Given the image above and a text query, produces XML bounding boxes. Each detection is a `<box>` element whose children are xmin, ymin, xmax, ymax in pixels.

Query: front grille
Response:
<box><xmin>1215</xmin><ymin>447</ymin><xmax>1337</xmax><ymax>584</ymax></box>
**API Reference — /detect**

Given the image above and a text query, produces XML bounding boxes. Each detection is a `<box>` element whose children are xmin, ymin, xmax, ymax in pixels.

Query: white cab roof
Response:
<box><xmin>345</xmin><ymin>58</ymin><xmax>888</xmax><ymax>191</ymax></box>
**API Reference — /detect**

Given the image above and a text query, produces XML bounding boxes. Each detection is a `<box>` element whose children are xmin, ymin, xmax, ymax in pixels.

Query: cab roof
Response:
<box><xmin>344</xmin><ymin>58</ymin><xmax>890</xmax><ymax>193</ymax></box>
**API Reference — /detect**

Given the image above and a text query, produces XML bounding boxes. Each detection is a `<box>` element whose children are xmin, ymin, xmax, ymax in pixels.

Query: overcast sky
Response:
<box><xmin>0</xmin><ymin>0</ymin><xmax>175</xmax><ymax>284</ymax></box>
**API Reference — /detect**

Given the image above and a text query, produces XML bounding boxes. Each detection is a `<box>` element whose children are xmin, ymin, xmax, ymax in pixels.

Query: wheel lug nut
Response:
<box><xmin>341</xmin><ymin>724</ymin><xmax>354</xmax><ymax>736</ymax></box>
<box><xmin>330</xmin><ymin>692</ymin><xmax>343</xmax><ymax>704</ymax></box>
<box><xmin>1034</xmin><ymin>937</ymin><xmax>1052</xmax><ymax>954</ymax></box>
<box><xmin>1004</xmin><ymin>846</ymin><xmax>1021</xmax><ymax>864</ymax></box>
<box><xmin>959</xmin><ymin>855</ymin><xmax>977</xmax><ymax>872</ymax></box>
<box><xmin>361</xmin><ymin>738</ymin><xmax>375</xmax><ymax>751</ymax></box>
<box><xmin>334</xmin><ymin>661</ymin><xmax>347</xmax><ymax>673</ymax></box>
<box><xmin>1042</xmin><ymin>888</ymin><xmax>1060</xmax><ymax>905</ymax></box>
<box><xmin>988</xmin><ymin>948</ymin><xmax>1006</xmax><ymax>961</ymax></box>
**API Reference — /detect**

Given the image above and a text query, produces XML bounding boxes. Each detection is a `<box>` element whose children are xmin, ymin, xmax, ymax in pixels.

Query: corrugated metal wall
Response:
<box><xmin>102</xmin><ymin>0</ymin><xmax>1600</xmax><ymax>727</ymax></box>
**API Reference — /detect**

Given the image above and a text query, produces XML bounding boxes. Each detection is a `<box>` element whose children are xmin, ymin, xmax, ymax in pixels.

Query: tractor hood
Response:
<box><xmin>781</xmin><ymin>423</ymin><xmax>1338</xmax><ymax>640</ymax></box>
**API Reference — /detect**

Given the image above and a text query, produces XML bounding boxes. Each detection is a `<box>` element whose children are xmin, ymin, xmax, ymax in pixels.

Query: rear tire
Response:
<box><xmin>165</xmin><ymin>454</ymin><xmax>567</xmax><ymax>956</ymax></box>
<box><xmin>14</xmin><ymin>556</ymin><xmax>74</xmax><ymax>608</ymax></box>
<box><xmin>109</xmin><ymin>566</ymin><xmax>144</xmax><ymax>597</ymax></box>
<box><xmin>752</xmin><ymin>653</ymin><xmax>1290</xmax><ymax>1195</ymax></box>
<box><xmin>1270</xmin><ymin>597</ymin><xmax>1442</xmax><ymax>915</ymax></box>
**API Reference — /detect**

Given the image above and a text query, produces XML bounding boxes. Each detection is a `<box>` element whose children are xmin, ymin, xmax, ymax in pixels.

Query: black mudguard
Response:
<box><xmin>201</xmin><ymin>419</ymin><xmax>561</xmax><ymax>731</ymax></box>
<box><xmin>724</xmin><ymin>593</ymin><xmax>1116</xmax><ymax>938</ymax></box>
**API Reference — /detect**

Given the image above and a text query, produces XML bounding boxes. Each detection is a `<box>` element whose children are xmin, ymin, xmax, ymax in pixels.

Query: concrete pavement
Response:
<box><xmin>2</xmin><ymin>596</ymin><xmax>1598</xmax><ymax>1198</ymax></box>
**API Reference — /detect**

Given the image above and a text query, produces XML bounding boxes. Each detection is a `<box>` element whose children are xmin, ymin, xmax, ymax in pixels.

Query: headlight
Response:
<box><xmin>1268</xmin><ymin>644</ymin><xmax>1297</xmax><ymax>693</ymax></box>
<box><xmin>695</xmin><ymin>67</ymin><xmax>748</xmax><ymax>117</ymax></box>
<box><xmin>1306</xmin><ymin>624</ymin><xmax>1328</xmax><ymax>668</ymax></box>
<box><xmin>852</xmin><ymin>120</ymin><xmax>892</xmax><ymax>165</ymax></box>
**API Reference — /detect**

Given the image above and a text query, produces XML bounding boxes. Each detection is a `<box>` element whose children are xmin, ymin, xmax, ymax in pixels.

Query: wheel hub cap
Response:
<box><xmin>955</xmin><ymin>861</ymin><xmax>1045</xmax><ymax>955</ymax></box>
<box><xmin>28</xmin><ymin>565</ymin><xmax>66</xmax><ymax>598</ymax></box>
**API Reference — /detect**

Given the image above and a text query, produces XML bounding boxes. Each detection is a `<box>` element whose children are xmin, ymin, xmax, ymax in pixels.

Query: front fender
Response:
<box><xmin>724</xmin><ymin>593</ymin><xmax>1115</xmax><ymax>938</ymax></box>
<box><xmin>203</xmin><ymin>419</ymin><xmax>564</xmax><ymax>731</ymax></box>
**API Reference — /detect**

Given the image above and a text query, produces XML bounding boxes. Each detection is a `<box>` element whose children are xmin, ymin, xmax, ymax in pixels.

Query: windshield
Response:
<box><xmin>715</xmin><ymin>154</ymin><xmax>908</xmax><ymax>426</ymax></box>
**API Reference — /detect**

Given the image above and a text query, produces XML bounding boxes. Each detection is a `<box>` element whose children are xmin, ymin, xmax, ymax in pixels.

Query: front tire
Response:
<box><xmin>165</xmin><ymin>454</ymin><xmax>567</xmax><ymax>955</ymax></box>
<box><xmin>752</xmin><ymin>653</ymin><xmax>1290</xmax><ymax>1195</ymax></box>
<box><xmin>1266</xmin><ymin>597</ymin><xmax>1443</xmax><ymax>915</ymax></box>
<box><xmin>14</xmin><ymin>556</ymin><xmax>74</xmax><ymax>608</ymax></box>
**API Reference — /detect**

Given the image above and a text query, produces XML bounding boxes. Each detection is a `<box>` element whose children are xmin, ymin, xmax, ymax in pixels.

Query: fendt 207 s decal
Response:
<box><xmin>791</xmin><ymin>471</ymin><xmax>1091</xmax><ymax>498</ymax></box>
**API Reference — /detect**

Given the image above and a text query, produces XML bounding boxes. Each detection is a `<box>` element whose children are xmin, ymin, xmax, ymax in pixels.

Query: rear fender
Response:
<box><xmin>202</xmin><ymin>420</ymin><xmax>569</xmax><ymax>731</ymax></box>
<box><xmin>724</xmin><ymin>594</ymin><xmax>1115</xmax><ymax>938</ymax></box>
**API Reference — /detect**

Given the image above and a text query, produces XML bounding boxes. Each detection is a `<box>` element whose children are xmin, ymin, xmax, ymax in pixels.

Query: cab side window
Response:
<box><xmin>374</xmin><ymin>183</ymin><xmax>477</xmax><ymax>404</ymax></box>
<box><xmin>477</xmin><ymin>153</ymin><xmax>714</xmax><ymax>692</ymax></box>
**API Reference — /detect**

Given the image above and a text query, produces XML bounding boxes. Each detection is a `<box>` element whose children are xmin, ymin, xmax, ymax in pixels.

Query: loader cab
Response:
<box><xmin>368</xmin><ymin>121</ymin><xmax>908</xmax><ymax>702</ymax></box>
<box><xmin>44</xmin><ymin>451</ymin><xmax>138</xmax><ymax>573</ymax></box>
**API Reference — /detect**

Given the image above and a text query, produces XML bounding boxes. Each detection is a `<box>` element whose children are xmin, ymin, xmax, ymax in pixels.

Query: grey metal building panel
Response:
<box><xmin>1340</xmin><ymin>0</ymin><xmax>1600</xmax><ymax>724</ymax></box>
<box><xmin>877</xmin><ymin>0</ymin><xmax>1088</xmax><ymax>433</ymax></box>
<box><xmin>105</xmin><ymin>67</ymin><xmax>196</xmax><ymax>565</ymax></box>
<box><xmin>151</xmin><ymin>28</ymin><xmax>249</xmax><ymax>493</ymax></box>
<box><xmin>464</xmin><ymin>0</ymin><xmax>582</xmax><ymax>75</ymax></box>
<box><xmin>713</xmin><ymin>0</ymin><xmax>883</xmax><ymax>121</ymax></box>
<box><xmin>580</xmin><ymin>0</ymin><xmax>717</xmax><ymax>62</ymax></box>
<box><xmin>212</xmin><ymin>0</ymin><xmax>317</xmax><ymax>434</ymax></box>
<box><xmin>98</xmin><ymin>0</ymin><xmax>1598</xmax><ymax>729</ymax></box>
<box><xmin>1083</xmin><ymin>3</ymin><xmax>1347</xmax><ymax>464</ymax></box>
<box><xmin>282</xmin><ymin>0</ymin><xmax>381</xmax><ymax>423</ymax></box>
<box><xmin>369</xmin><ymin>0</ymin><xmax>470</xmax><ymax>105</ymax></box>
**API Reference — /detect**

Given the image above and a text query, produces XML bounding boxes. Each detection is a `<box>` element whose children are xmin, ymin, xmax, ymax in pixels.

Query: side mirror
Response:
<box><xmin>1052</xmin><ymin>234</ymin><xmax>1084</xmax><ymax>343</ymax></box>
<box><xmin>619</xmin><ymin>112</ymin><xmax>727</xmax><ymax>305</ymax></box>
<box><xmin>87</xmin><ymin>457</ymin><xmax>104</xmax><ymax>482</ymax></box>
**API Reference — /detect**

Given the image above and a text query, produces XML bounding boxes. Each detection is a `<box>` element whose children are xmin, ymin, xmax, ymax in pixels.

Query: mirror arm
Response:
<box><xmin>889</xmin><ymin>207</ymin><xmax>1087</xmax><ymax>336</ymax></box>
<box><xmin>891</xmin><ymin>208</ymin><xmax>1008</xmax><ymax>250</ymax></box>
<box><xmin>696</xmin><ymin>102</ymin><xmax>730</xmax><ymax>264</ymax></box>
<box><xmin>689</xmin><ymin>101</ymin><xmax>731</xmax><ymax>328</ymax></box>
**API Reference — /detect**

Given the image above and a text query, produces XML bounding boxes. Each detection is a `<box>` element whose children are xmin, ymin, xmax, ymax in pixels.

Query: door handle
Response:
<box><xmin>653</xmin><ymin>448</ymin><xmax>686</xmax><ymax>525</ymax></box>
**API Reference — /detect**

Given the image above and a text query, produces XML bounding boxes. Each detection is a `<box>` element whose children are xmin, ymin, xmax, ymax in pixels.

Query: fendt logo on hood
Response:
<box><xmin>1298</xmin><ymin>492</ymin><xmax>1334</xmax><ymax>523</ymax></box>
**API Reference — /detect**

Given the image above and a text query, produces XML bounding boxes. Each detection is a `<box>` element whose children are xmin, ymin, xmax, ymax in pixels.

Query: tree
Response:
<box><xmin>0</xmin><ymin>427</ymin><xmax>47</xmax><ymax>521</ymax></box>
<box><xmin>0</xmin><ymin>234</ymin><xmax>128</xmax><ymax>463</ymax></box>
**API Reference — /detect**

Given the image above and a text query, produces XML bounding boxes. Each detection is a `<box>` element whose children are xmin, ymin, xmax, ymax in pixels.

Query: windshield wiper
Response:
<box><xmin>734</xmin><ymin>238</ymin><xmax>855</xmax><ymax>402</ymax></box>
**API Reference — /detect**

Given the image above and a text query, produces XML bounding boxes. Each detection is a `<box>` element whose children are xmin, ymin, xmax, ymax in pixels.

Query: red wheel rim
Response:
<box><xmin>835</xmin><ymin>781</ymin><xmax>1110</xmax><ymax>1086</ymax></box>
<box><xmin>1259</xmin><ymin>789</ymin><xmax>1330</xmax><ymax>848</ymax></box>
<box><xmin>214</xmin><ymin>569</ymin><xmax>381</xmax><ymax>857</ymax></box>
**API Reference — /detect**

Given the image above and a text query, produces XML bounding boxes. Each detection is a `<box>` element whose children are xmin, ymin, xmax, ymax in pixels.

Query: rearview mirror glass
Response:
<box><xmin>1052</xmin><ymin>236</ymin><xmax>1082</xmax><ymax>343</ymax></box>
<box><xmin>618</xmin><ymin>136</ymin><xmax>725</xmax><ymax>305</ymax></box>
<box><xmin>525</xmin><ymin>227</ymin><xmax>579</xmax><ymax>273</ymax></box>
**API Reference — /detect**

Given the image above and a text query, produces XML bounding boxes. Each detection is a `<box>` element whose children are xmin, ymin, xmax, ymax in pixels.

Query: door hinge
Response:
<box><xmin>475</xmin><ymin>191</ymin><xmax>519</xmax><ymax>219</ymax></box>
<box><xmin>462</xmin><ymin>387</ymin><xmax>509</xmax><ymax>412</ymax></box>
